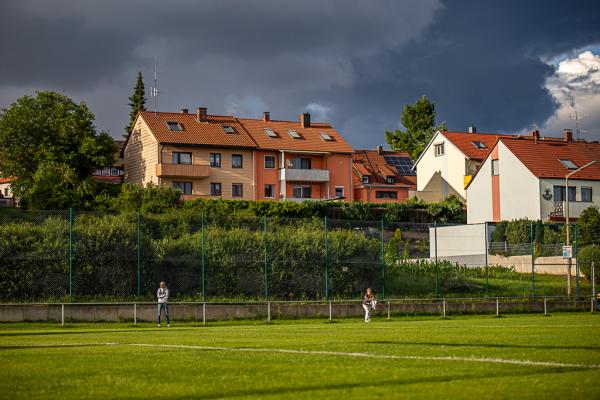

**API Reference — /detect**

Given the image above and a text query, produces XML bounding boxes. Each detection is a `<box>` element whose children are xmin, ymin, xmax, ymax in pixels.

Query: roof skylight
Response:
<box><xmin>471</xmin><ymin>141</ymin><xmax>487</xmax><ymax>149</ymax></box>
<box><xmin>166</xmin><ymin>121</ymin><xmax>184</xmax><ymax>131</ymax></box>
<box><xmin>559</xmin><ymin>159</ymin><xmax>578</xmax><ymax>169</ymax></box>
<box><xmin>288</xmin><ymin>129</ymin><xmax>301</xmax><ymax>139</ymax></box>
<box><xmin>222</xmin><ymin>124</ymin><xmax>236</xmax><ymax>133</ymax></box>
<box><xmin>264</xmin><ymin>128</ymin><xmax>278</xmax><ymax>138</ymax></box>
<box><xmin>319</xmin><ymin>132</ymin><xmax>333</xmax><ymax>141</ymax></box>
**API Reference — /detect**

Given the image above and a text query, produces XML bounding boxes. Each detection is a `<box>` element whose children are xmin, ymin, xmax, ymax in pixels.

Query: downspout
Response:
<box><xmin>252</xmin><ymin>148</ymin><xmax>256</xmax><ymax>201</ymax></box>
<box><xmin>349</xmin><ymin>153</ymin><xmax>353</xmax><ymax>201</ymax></box>
<box><xmin>158</xmin><ymin>143</ymin><xmax>164</xmax><ymax>186</ymax></box>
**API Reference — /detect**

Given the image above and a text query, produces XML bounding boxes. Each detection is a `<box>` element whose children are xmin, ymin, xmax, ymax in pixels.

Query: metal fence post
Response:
<box><xmin>592</xmin><ymin>261</ymin><xmax>596</xmax><ymax>299</ymax></box>
<box><xmin>137</xmin><ymin>210</ymin><xmax>141</xmax><ymax>300</ymax></box>
<box><xmin>574</xmin><ymin>224</ymin><xmax>580</xmax><ymax>298</ymax></box>
<box><xmin>380</xmin><ymin>219</ymin><xmax>385</xmax><ymax>300</ymax></box>
<box><xmin>496</xmin><ymin>297</ymin><xmax>499</xmax><ymax>316</ymax></box>
<box><xmin>267</xmin><ymin>301</ymin><xmax>271</xmax><ymax>323</ymax></box>
<box><xmin>202</xmin><ymin>302</ymin><xmax>206</xmax><ymax>326</ymax></box>
<box><xmin>544</xmin><ymin>297</ymin><xmax>547</xmax><ymax>315</ymax></box>
<box><xmin>324</xmin><ymin>216</ymin><xmax>329</xmax><ymax>300</ymax></box>
<box><xmin>61</xmin><ymin>303</ymin><xmax>65</xmax><ymax>326</ymax></box>
<box><xmin>442</xmin><ymin>298</ymin><xmax>446</xmax><ymax>318</ymax></box>
<box><xmin>530</xmin><ymin>221</ymin><xmax>535</xmax><ymax>297</ymax></box>
<box><xmin>134</xmin><ymin>303</ymin><xmax>137</xmax><ymax>325</ymax></box>
<box><xmin>328</xmin><ymin>300</ymin><xmax>332</xmax><ymax>321</ymax></box>
<box><xmin>434</xmin><ymin>221</ymin><xmax>439</xmax><ymax>298</ymax></box>
<box><xmin>68</xmin><ymin>208</ymin><xmax>73</xmax><ymax>302</ymax></box>
<box><xmin>387</xmin><ymin>300</ymin><xmax>391</xmax><ymax>320</ymax></box>
<box><xmin>201</xmin><ymin>212</ymin><xmax>205</xmax><ymax>302</ymax></box>
<box><xmin>263</xmin><ymin>216</ymin><xmax>268</xmax><ymax>301</ymax></box>
<box><xmin>484</xmin><ymin>222</ymin><xmax>489</xmax><ymax>296</ymax></box>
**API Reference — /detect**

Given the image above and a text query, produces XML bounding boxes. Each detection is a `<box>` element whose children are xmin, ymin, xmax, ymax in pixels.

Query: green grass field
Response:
<box><xmin>1</xmin><ymin>314</ymin><xmax>599</xmax><ymax>399</ymax></box>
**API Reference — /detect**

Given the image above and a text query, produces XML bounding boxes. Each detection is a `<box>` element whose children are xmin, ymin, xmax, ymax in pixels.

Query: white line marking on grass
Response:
<box><xmin>118</xmin><ymin>343</ymin><xmax>600</xmax><ymax>370</ymax></box>
<box><xmin>6</xmin><ymin>342</ymin><xmax>598</xmax><ymax>369</ymax></box>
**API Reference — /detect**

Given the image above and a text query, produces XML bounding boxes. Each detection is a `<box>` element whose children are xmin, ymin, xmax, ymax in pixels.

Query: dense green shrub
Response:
<box><xmin>578</xmin><ymin>245</ymin><xmax>600</xmax><ymax>285</ymax></box>
<box><xmin>577</xmin><ymin>207</ymin><xmax>600</xmax><ymax>246</ymax></box>
<box><xmin>504</xmin><ymin>219</ymin><xmax>532</xmax><ymax>245</ymax></box>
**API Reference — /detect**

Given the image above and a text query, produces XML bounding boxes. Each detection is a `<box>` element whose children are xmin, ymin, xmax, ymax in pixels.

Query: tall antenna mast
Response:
<box><xmin>151</xmin><ymin>56</ymin><xmax>159</xmax><ymax>113</ymax></box>
<box><xmin>569</xmin><ymin>110</ymin><xmax>583</xmax><ymax>139</ymax></box>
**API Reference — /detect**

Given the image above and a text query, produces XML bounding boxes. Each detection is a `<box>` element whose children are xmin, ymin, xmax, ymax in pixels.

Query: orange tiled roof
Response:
<box><xmin>442</xmin><ymin>131</ymin><xmax>515</xmax><ymax>160</ymax></box>
<box><xmin>0</xmin><ymin>177</ymin><xmax>14</xmax><ymax>184</ymax></box>
<box><xmin>139</xmin><ymin>111</ymin><xmax>257</xmax><ymax>148</ymax></box>
<box><xmin>238</xmin><ymin>118</ymin><xmax>353</xmax><ymax>153</ymax></box>
<box><xmin>352</xmin><ymin>150</ymin><xmax>416</xmax><ymax>188</ymax></box>
<box><xmin>500</xmin><ymin>138</ymin><xmax>600</xmax><ymax>180</ymax></box>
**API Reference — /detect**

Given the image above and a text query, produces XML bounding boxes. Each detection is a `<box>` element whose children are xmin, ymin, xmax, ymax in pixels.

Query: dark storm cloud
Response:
<box><xmin>0</xmin><ymin>0</ymin><xmax>599</xmax><ymax>145</ymax></box>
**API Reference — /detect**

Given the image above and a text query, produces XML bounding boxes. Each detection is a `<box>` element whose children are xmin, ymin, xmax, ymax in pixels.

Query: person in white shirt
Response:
<box><xmin>362</xmin><ymin>287</ymin><xmax>377</xmax><ymax>323</ymax></box>
<box><xmin>157</xmin><ymin>281</ymin><xmax>170</xmax><ymax>327</ymax></box>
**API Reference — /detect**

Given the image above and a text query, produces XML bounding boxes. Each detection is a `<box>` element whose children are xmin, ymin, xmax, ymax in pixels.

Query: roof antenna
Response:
<box><xmin>569</xmin><ymin>110</ymin><xmax>583</xmax><ymax>140</ymax></box>
<box><xmin>151</xmin><ymin>56</ymin><xmax>160</xmax><ymax>114</ymax></box>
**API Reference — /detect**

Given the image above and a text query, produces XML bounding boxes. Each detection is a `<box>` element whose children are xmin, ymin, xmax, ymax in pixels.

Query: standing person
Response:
<box><xmin>362</xmin><ymin>287</ymin><xmax>377</xmax><ymax>323</ymax></box>
<box><xmin>157</xmin><ymin>281</ymin><xmax>170</xmax><ymax>327</ymax></box>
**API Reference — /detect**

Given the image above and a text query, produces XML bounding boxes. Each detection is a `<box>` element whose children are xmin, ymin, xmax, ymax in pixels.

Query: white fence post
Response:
<box><xmin>134</xmin><ymin>303</ymin><xmax>137</xmax><ymax>325</ymax></box>
<box><xmin>442</xmin><ymin>298</ymin><xmax>446</xmax><ymax>318</ymax></box>
<box><xmin>61</xmin><ymin>303</ymin><xmax>64</xmax><ymax>326</ymax></box>
<box><xmin>544</xmin><ymin>297</ymin><xmax>547</xmax><ymax>315</ymax></box>
<box><xmin>202</xmin><ymin>302</ymin><xmax>206</xmax><ymax>326</ymax></box>
<box><xmin>387</xmin><ymin>300</ymin><xmax>391</xmax><ymax>320</ymax></box>
<box><xmin>496</xmin><ymin>298</ymin><xmax>499</xmax><ymax>316</ymax></box>
<box><xmin>267</xmin><ymin>301</ymin><xmax>271</xmax><ymax>323</ymax></box>
<box><xmin>328</xmin><ymin>301</ymin><xmax>332</xmax><ymax>321</ymax></box>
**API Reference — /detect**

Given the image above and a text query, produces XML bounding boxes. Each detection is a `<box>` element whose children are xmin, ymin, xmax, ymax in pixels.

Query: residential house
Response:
<box><xmin>352</xmin><ymin>146</ymin><xmax>416</xmax><ymax>203</ymax></box>
<box><xmin>92</xmin><ymin>140</ymin><xmax>126</xmax><ymax>184</ymax></box>
<box><xmin>0</xmin><ymin>177</ymin><xmax>15</xmax><ymax>207</ymax></box>
<box><xmin>466</xmin><ymin>129</ymin><xmax>600</xmax><ymax>224</ymax></box>
<box><xmin>413</xmin><ymin>127</ymin><xmax>514</xmax><ymax>202</ymax></box>
<box><xmin>123</xmin><ymin>108</ymin><xmax>354</xmax><ymax>201</ymax></box>
<box><xmin>239</xmin><ymin>112</ymin><xmax>353</xmax><ymax>201</ymax></box>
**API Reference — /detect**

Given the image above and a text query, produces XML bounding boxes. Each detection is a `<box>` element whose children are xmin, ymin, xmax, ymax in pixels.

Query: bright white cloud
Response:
<box><xmin>224</xmin><ymin>94</ymin><xmax>269</xmax><ymax>118</ymax></box>
<box><xmin>542</xmin><ymin>51</ymin><xmax>600</xmax><ymax>141</ymax></box>
<box><xmin>305</xmin><ymin>102</ymin><xmax>333</xmax><ymax>122</ymax></box>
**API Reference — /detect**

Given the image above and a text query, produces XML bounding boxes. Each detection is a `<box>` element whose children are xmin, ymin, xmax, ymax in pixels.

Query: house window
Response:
<box><xmin>222</xmin><ymin>124</ymin><xmax>236</xmax><ymax>133</ymax></box>
<box><xmin>210</xmin><ymin>153</ymin><xmax>221</xmax><ymax>168</ymax></box>
<box><xmin>471</xmin><ymin>141</ymin><xmax>487</xmax><ymax>149</ymax></box>
<box><xmin>553</xmin><ymin>185</ymin><xmax>576</xmax><ymax>202</ymax></box>
<box><xmin>210</xmin><ymin>182</ymin><xmax>222</xmax><ymax>196</ymax></box>
<box><xmin>111</xmin><ymin>167</ymin><xmax>123</xmax><ymax>176</ymax></box>
<box><xmin>362</xmin><ymin>175</ymin><xmax>371</xmax><ymax>184</ymax></box>
<box><xmin>335</xmin><ymin>186</ymin><xmax>344</xmax><ymax>198</ymax></box>
<box><xmin>386</xmin><ymin>176</ymin><xmax>395</xmax><ymax>184</ymax></box>
<box><xmin>172</xmin><ymin>152</ymin><xmax>192</xmax><ymax>164</ymax></box>
<box><xmin>166</xmin><ymin>121</ymin><xmax>184</xmax><ymax>131</ymax></box>
<box><xmin>4</xmin><ymin>188</ymin><xmax>8</xmax><ymax>197</ymax></box>
<box><xmin>102</xmin><ymin>167</ymin><xmax>111</xmax><ymax>176</ymax></box>
<box><xmin>293</xmin><ymin>186</ymin><xmax>312</xmax><ymax>198</ymax></box>
<box><xmin>559</xmin><ymin>159</ymin><xmax>578</xmax><ymax>169</ymax></box>
<box><xmin>264</xmin><ymin>184</ymin><xmax>275</xmax><ymax>198</ymax></box>
<box><xmin>291</xmin><ymin>157</ymin><xmax>311</xmax><ymax>169</ymax></box>
<box><xmin>492</xmin><ymin>159</ymin><xmax>499</xmax><ymax>176</ymax></box>
<box><xmin>376</xmin><ymin>191</ymin><xmax>398</xmax><ymax>199</ymax></box>
<box><xmin>434</xmin><ymin>143</ymin><xmax>445</xmax><ymax>156</ymax></box>
<box><xmin>172</xmin><ymin>181</ymin><xmax>192</xmax><ymax>195</ymax></box>
<box><xmin>93</xmin><ymin>168</ymin><xmax>102</xmax><ymax>176</ymax></box>
<box><xmin>264</xmin><ymin>128</ymin><xmax>278</xmax><ymax>138</ymax></box>
<box><xmin>232</xmin><ymin>154</ymin><xmax>243</xmax><ymax>168</ymax></box>
<box><xmin>319</xmin><ymin>132</ymin><xmax>333</xmax><ymax>141</ymax></box>
<box><xmin>581</xmin><ymin>187</ymin><xmax>592</xmax><ymax>202</ymax></box>
<box><xmin>264</xmin><ymin>155</ymin><xmax>275</xmax><ymax>169</ymax></box>
<box><xmin>288</xmin><ymin>129</ymin><xmax>302</xmax><ymax>139</ymax></box>
<box><xmin>232</xmin><ymin>183</ymin><xmax>243</xmax><ymax>197</ymax></box>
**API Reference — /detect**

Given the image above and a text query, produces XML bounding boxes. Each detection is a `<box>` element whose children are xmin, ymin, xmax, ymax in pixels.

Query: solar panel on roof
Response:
<box><xmin>384</xmin><ymin>156</ymin><xmax>416</xmax><ymax>176</ymax></box>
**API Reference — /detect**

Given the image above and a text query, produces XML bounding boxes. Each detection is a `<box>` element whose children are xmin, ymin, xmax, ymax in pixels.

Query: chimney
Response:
<box><xmin>263</xmin><ymin>112</ymin><xmax>270</xmax><ymax>122</ymax></box>
<box><xmin>197</xmin><ymin>107</ymin><xmax>207</xmax><ymax>122</ymax></box>
<box><xmin>468</xmin><ymin>125</ymin><xmax>477</xmax><ymax>133</ymax></box>
<box><xmin>531</xmin><ymin>129</ymin><xmax>540</xmax><ymax>143</ymax></box>
<box><xmin>563</xmin><ymin>128</ymin><xmax>573</xmax><ymax>143</ymax></box>
<box><xmin>181</xmin><ymin>108</ymin><xmax>189</xmax><ymax>114</ymax></box>
<box><xmin>301</xmin><ymin>112</ymin><xmax>311</xmax><ymax>128</ymax></box>
<box><xmin>376</xmin><ymin>145</ymin><xmax>384</xmax><ymax>155</ymax></box>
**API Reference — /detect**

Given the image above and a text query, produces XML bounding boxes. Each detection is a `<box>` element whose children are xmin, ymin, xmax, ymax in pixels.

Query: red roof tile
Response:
<box><xmin>238</xmin><ymin>118</ymin><xmax>353</xmax><ymax>153</ymax></box>
<box><xmin>0</xmin><ymin>177</ymin><xmax>14</xmax><ymax>184</ymax></box>
<box><xmin>442</xmin><ymin>131</ymin><xmax>515</xmax><ymax>160</ymax></box>
<box><xmin>139</xmin><ymin>111</ymin><xmax>257</xmax><ymax>148</ymax></box>
<box><xmin>501</xmin><ymin>138</ymin><xmax>600</xmax><ymax>180</ymax></box>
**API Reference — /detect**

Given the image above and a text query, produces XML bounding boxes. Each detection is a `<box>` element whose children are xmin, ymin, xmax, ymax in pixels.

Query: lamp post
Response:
<box><xmin>565</xmin><ymin>160</ymin><xmax>596</xmax><ymax>296</ymax></box>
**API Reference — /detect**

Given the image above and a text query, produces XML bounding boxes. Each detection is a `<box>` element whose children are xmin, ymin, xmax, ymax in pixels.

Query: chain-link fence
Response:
<box><xmin>0</xmin><ymin>210</ymin><xmax>595</xmax><ymax>302</ymax></box>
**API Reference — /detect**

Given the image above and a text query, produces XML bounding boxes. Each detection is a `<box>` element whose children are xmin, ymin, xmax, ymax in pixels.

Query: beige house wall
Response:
<box><xmin>160</xmin><ymin>145</ymin><xmax>254</xmax><ymax>200</ymax></box>
<box><xmin>124</xmin><ymin>117</ymin><xmax>159</xmax><ymax>186</ymax></box>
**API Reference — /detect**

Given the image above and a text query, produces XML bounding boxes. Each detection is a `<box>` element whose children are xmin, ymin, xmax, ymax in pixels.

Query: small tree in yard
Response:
<box><xmin>125</xmin><ymin>71</ymin><xmax>147</xmax><ymax>138</ymax></box>
<box><xmin>577</xmin><ymin>206</ymin><xmax>600</xmax><ymax>246</ymax></box>
<box><xmin>578</xmin><ymin>245</ymin><xmax>600</xmax><ymax>285</ymax></box>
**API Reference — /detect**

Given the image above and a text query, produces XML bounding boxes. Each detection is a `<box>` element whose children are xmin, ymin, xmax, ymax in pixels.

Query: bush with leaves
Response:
<box><xmin>578</xmin><ymin>245</ymin><xmax>600</xmax><ymax>285</ymax></box>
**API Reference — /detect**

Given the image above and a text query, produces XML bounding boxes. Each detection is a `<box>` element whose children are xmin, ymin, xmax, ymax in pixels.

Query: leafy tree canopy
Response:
<box><xmin>0</xmin><ymin>91</ymin><xmax>115</xmax><ymax>205</ymax></box>
<box><xmin>385</xmin><ymin>95</ymin><xmax>446</xmax><ymax>160</ymax></box>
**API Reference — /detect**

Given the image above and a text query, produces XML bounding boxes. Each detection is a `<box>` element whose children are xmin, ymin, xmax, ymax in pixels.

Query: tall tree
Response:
<box><xmin>0</xmin><ymin>91</ymin><xmax>115</xmax><ymax>207</ymax></box>
<box><xmin>385</xmin><ymin>95</ymin><xmax>446</xmax><ymax>160</ymax></box>
<box><xmin>125</xmin><ymin>71</ymin><xmax>147</xmax><ymax>137</ymax></box>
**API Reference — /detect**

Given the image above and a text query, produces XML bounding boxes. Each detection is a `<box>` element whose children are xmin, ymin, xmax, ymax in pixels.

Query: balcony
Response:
<box><xmin>549</xmin><ymin>201</ymin><xmax>598</xmax><ymax>219</ymax></box>
<box><xmin>156</xmin><ymin>163</ymin><xmax>210</xmax><ymax>178</ymax></box>
<box><xmin>279</xmin><ymin>168</ymin><xmax>329</xmax><ymax>182</ymax></box>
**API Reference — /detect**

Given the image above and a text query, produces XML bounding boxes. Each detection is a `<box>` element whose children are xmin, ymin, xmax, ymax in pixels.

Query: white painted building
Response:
<box><xmin>0</xmin><ymin>177</ymin><xmax>15</xmax><ymax>207</ymax></box>
<box><xmin>466</xmin><ymin>130</ymin><xmax>600</xmax><ymax>224</ymax></box>
<box><xmin>413</xmin><ymin>128</ymin><xmax>514</xmax><ymax>202</ymax></box>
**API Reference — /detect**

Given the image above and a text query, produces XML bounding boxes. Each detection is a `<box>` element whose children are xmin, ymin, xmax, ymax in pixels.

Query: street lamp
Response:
<box><xmin>565</xmin><ymin>160</ymin><xmax>596</xmax><ymax>296</ymax></box>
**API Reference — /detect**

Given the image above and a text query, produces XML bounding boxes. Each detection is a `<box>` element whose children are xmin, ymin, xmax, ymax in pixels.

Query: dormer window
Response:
<box><xmin>166</xmin><ymin>121</ymin><xmax>183</xmax><ymax>131</ymax></box>
<box><xmin>222</xmin><ymin>124</ymin><xmax>236</xmax><ymax>133</ymax></box>
<box><xmin>288</xmin><ymin>129</ymin><xmax>302</xmax><ymax>139</ymax></box>
<box><xmin>319</xmin><ymin>132</ymin><xmax>333</xmax><ymax>141</ymax></box>
<box><xmin>264</xmin><ymin>128</ymin><xmax>278</xmax><ymax>138</ymax></box>
<box><xmin>471</xmin><ymin>141</ymin><xmax>486</xmax><ymax>149</ymax></box>
<box><xmin>362</xmin><ymin>175</ymin><xmax>371</xmax><ymax>184</ymax></box>
<box><xmin>386</xmin><ymin>176</ymin><xmax>395</xmax><ymax>184</ymax></box>
<box><xmin>434</xmin><ymin>143</ymin><xmax>445</xmax><ymax>156</ymax></box>
<box><xmin>559</xmin><ymin>159</ymin><xmax>578</xmax><ymax>169</ymax></box>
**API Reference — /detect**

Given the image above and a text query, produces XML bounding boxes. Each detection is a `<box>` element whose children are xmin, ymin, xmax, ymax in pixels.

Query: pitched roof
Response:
<box><xmin>139</xmin><ymin>111</ymin><xmax>257</xmax><ymax>148</ymax></box>
<box><xmin>352</xmin><ymin>150</ymin><xmax>416</xmax><ymax>188</ymax></box>
<box><xmin>238</xmin><ymin>118</ymin><xmax>353</xmax><ymax>153</ymax></box>
<box><xmin>500</xmin><ymin>138</ymin><xmax>600</xmax><ymax>180</ymax></box>
<box><xmin>0</xmin><ymin>177</ymin><xmax>13</xmax><ymax>184</ymax></box>
<box><xmin>442</xmin><ymin>131</ymin><xmax>515</xmax><ymax>160</ymax></box>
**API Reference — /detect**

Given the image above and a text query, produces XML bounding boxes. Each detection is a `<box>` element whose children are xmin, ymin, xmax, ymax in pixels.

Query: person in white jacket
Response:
<box><xmin>362</xmin><ymin>287</ymin><xmax>377</xmax><ymax>323</ymax></box>
<box><xmin>157</xmin><ymin>281</ymin><xmax>170</xmax><ymax>327</ymax></box>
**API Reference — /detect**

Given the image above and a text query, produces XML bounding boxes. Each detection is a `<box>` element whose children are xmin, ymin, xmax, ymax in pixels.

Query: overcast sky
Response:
<box><xmin>1</xmin><ymin>0</ymin><xmax>600</xmax><ymax>147</ymax></box>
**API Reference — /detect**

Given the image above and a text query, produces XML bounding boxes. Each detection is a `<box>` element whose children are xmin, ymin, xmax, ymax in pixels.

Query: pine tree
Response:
<box><xmin>125</xmin><ymin>71</ymin><xmax>146</xmax><ymax>138</ymax></box>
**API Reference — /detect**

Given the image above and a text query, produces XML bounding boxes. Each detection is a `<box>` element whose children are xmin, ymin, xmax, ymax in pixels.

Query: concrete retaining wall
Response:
<box><xmin>0</xmin><ymin>300</ymin><xmax>593</xmax><ymax>323</ymax></box>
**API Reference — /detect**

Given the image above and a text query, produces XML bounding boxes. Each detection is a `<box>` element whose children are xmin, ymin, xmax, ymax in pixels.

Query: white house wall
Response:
<box><xmin>416</xmin><ymin>132</ymin><xmax>468</xmax><ymax>201</ymax></box>
<box><xmin>429</xmin><ymin>223</ymin><xmax>487</xmax><ymax>257</ymax></box>
<box><xmin>497</xmin><ymin>141</ymin><xmax>540</xmax><ymax>221</ymax></box>
<box><xmin>539</xmin><ymin>178</ymin><xmax>600</xmax><ymax>220</ymax></box>
<box><xmin>466</xmin><ymin>155</ymin><xmax>493</xmax><ymax>224</ymax></box>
